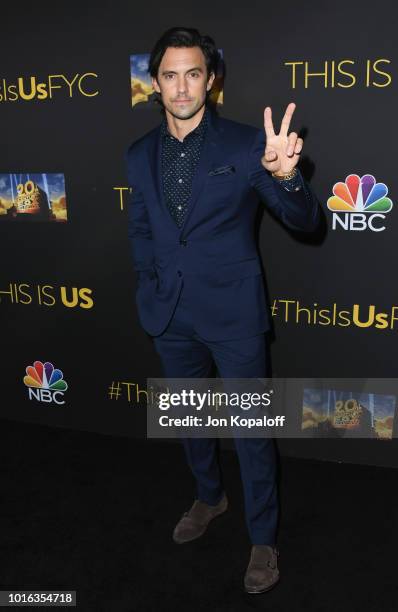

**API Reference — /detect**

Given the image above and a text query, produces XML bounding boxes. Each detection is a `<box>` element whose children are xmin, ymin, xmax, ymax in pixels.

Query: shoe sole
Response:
<box><xmin>244</xmin><ymin>575</ymin><xmax>280</xmax><ymax>594</ymax></box>
<box><xmin>172</xmin><ymin>504</ymin><xmax>228</xmax><ymax>544</ymax></box>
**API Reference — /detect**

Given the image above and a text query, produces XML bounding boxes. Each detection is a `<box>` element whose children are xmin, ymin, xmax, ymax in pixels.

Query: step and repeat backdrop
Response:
<box><xmin>1</xmin><ymin>0</ymin><xmax>397</xmax><ymax>467</ymax></box>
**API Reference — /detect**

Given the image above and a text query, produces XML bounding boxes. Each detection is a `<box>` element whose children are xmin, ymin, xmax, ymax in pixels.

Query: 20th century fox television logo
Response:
<box><xmin>24</xmin><ymin>361</ymin><xmax>68</xmax><ymax>404</ymax></box>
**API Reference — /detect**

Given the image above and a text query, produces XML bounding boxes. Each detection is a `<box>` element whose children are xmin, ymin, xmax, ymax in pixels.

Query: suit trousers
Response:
<box><xmin>152</xmin><ymin>278</ymin><xmax>278</xmax><ymax>546</ymax></box>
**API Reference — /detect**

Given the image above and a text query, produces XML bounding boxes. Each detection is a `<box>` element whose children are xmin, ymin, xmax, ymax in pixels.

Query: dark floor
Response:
<box><xmin>0</xmin><ymin>418</ymin><xmax>397</xmax><ymax>611</ymax></box>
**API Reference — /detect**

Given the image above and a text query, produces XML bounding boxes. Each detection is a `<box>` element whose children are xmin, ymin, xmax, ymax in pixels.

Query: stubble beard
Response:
<box><xmin>164</xmin><ymin>96</ymin><xmax>206</xmax><ymax>121</ymax></box>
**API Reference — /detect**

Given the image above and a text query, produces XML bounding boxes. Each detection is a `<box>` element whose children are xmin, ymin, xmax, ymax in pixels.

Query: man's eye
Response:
<box><xmin>190</xmin><ymin>72</ymin><xmax>199</xmax><ymax>78</ymax></box>
<box><xmin>165</xmin><ymin>74</ymin><xmax>174</xmax><ymax>79</ymax></box>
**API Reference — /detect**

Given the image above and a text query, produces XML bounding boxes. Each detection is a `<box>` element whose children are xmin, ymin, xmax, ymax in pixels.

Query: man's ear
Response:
<box><xmin>152</xmin><ymin>77</ymin><xmax>160</xmax><ymax>93</ymax></box>
<box><xmin>206</xmin><ymin>71</ymin><xmax>216</xmax><ymax>91</ymax></box>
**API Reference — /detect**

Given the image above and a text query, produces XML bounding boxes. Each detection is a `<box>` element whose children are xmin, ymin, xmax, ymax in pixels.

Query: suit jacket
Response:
<box><xmin>126</xmin><ymin>106</ymin><xmax>320</xmax><ymax>340</ymax></box>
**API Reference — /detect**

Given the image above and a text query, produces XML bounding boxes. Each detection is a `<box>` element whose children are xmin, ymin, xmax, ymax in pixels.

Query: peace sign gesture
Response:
<box><xmin>261</xmin><ymin>102</ymin><xmax>303</xmax><ymax>176</ymax></box>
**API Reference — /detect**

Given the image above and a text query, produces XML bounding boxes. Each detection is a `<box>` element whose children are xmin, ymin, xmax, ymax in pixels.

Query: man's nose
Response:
<box><xmin>177</xmin><ymin>76</ymin><xmax>188</xmax><ymax>94</ymax></box>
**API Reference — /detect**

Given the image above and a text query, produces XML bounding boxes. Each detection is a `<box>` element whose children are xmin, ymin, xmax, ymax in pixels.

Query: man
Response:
<box><xmin>126</xmin><ymin>27</ymin><xmax>320</xmax><ymax>594</ymax></box>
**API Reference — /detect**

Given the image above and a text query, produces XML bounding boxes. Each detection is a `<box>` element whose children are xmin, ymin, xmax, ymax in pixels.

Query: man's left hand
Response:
<box><xmin>261</xmin><ymin>102</ymin><xmax>303</xmax><ymax>176</ymax></box>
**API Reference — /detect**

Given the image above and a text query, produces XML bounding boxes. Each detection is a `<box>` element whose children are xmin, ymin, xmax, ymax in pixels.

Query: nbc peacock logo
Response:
<box><xmin>327</xmin><ymin>174</ymin><xmax>393</xmax><ymax>232</ymax></box>
<box><xmin>23</xmin><ymin>360</ymin><xmax>68</xmax><ymax>404</ymax></box>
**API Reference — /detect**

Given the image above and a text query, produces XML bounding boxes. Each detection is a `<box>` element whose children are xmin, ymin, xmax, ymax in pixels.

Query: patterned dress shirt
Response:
<box><xmin>161</xmin><ymin>106</ymin><xmax>208</xmax><ymax>228</ymax></box>
<box><xmin>160</xmin><ymin>105</ymin><xmax>304</xmax><ymax>228</ymax></box>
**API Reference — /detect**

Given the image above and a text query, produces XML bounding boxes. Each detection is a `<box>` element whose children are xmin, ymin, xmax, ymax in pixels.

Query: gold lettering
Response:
<box><xmin>57</xmin><ymin>74</ymin><xmax>79</xmax><ymax>97</ymax></box>
<box><xmin>47</xmin><ymin>75</ymin><xmax>64</xmax><ymax>99</ymax></box>
<box><xmin>78</xmin><ymin>73</ymin><xmax>99</xmax><ymax>97</ymax></box>
<box><xmin>337</xmin><ymin>60</ymin><xmax>355</xmax><ymax>88</ymax></box>
<box><xmin>114</xmin><ymin>186</ymin><xmax>129</xmax><ymax>211</ymax></box>
<box><xmin>284</xmin><ymin>62</ymin><xmax>303</xmax><ymax>89</ymax></box>
<box><xmin>371</xmin><ymin>59</ymin><xmax>392</xmax><ymax>88</ymax></box>
<box><xmin>78</xmin><ymin>288</ymin><xmax>94</xmax><ymax>309</ymax></box>
<box><xmin>40</xmin><ymin>285</ymin><xmax>56</xmax><ymax>306</ymax></box>
<box><xmin>60</xmin><ymin>286</ymin><xmax>79</xmax><ymax>308</ymax></box>
<box><xmin>304</xmin><ymin>61</ymin><xmax>328</xmax><ymax>88</ymax></box>
<box><xmin>352</xmin><ymin>304</ymin><xmax>375</xmax><ymax>328</ymax></box>
<box><xmin>18</xmin><ymin>76</ymin><xmax>36</xmax><ymax>100</ymax></box>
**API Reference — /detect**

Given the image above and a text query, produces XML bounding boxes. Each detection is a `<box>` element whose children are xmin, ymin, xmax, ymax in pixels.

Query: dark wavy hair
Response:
<box><xmin>148</xmin><ymin>27</ymin><xmax>220</xmax><ymax>107</ymax></box>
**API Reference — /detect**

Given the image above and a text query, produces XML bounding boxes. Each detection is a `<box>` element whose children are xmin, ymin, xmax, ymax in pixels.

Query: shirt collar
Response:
<box><xmin>161</xmin><ymin>105</ymin><xmax>209</xmax><ymax>141</ymax></box>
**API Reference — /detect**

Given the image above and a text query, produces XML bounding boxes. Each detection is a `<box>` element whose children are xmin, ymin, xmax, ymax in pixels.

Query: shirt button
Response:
<box><xmin>178</xmin><ymin>178</ymin><xmax>183</xmax><ymax>183</ymax></box>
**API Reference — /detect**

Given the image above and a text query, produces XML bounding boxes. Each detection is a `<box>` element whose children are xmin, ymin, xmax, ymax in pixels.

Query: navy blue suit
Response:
<box><xmin>126</xmin><ymin>107</ymin><xmax>319</xmax><ymax>340</ymax></box>
<box><xmin>126</xmin><ymin>106</ymin><xmax>320</xmax><ymax>545</ymax></box>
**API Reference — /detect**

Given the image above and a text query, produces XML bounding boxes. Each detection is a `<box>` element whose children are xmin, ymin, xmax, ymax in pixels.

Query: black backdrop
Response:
<box><xmin>1</xmin><ymin>0</ymin><xmax>397</xmax><ymax>467</ymax></box>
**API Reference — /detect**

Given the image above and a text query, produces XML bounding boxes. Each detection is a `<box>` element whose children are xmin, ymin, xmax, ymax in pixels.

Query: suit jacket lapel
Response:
<box><xmin>147</xmin><ymin>125</ymin><xmax>177</xmax><ymax>233</ymax></box>
<box><xmin>146</xmin><ymin>106</ymin><xmax>221</xmax><ymax>235</ymax></box>
<box><xmin>180</xmin><ymin>109</ymin><xmax>221</xmax><ymax>234</ymax></box>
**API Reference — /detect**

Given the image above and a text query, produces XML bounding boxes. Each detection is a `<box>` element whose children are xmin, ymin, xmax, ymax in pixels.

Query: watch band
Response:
<box><xmin>271</xmin><ymin>168</ymin><xmax>298</xmax><ymax>181</ymax></box>
<box><xmin>272</xmin><ymin>167</ymin><xmax>303</xmax><ymax>192</ymax></box>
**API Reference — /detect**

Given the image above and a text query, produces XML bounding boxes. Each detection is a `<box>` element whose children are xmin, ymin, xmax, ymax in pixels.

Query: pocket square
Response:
<box><xmin>208</xmin><ymin>165</ymin><xmax>235</xmax><ymax>176</ymax></box>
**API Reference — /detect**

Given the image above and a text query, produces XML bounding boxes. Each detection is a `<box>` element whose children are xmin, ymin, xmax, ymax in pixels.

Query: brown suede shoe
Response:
<box><xmin>172</xmin><ymin>493</ymin><xmax>228</xmax><ymax>544</ymax></box>
<box><xmin>244</xmin><ymin>545</ymin><xmax>280</xmax><ymax>593</ymax></box>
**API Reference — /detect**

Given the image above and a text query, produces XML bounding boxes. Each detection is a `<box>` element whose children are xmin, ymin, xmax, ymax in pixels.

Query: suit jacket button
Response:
<box><xmin>177</xmin><ymin>270</ymin><xmax>182</xmax><ymax>277</ymax></box>
<box><xmin>180</xmin><ymin>239</ymin><xmax>187</xmax><ymax>246</ymax></box>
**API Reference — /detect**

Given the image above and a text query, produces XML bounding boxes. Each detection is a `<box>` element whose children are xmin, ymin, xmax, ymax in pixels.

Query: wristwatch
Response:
<box><xmin>271</xmin><ymin>167</ymin><xmax>302</xmax><ymax>192</ymax></box>
<box><xmin>271</xmin><ymin>168</ymin><xmax>298</xmax><ymax>181</ymax></box>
